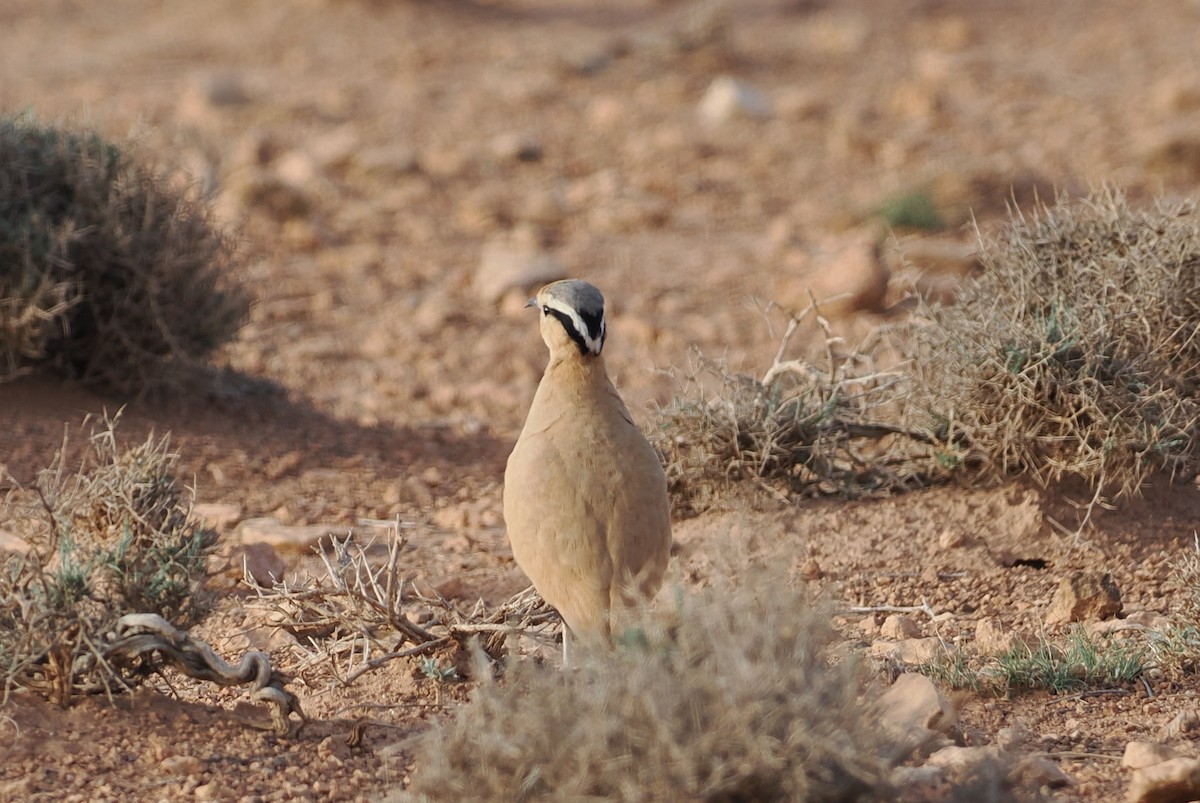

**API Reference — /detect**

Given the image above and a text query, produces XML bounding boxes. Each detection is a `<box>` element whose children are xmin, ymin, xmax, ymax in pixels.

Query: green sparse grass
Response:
<box><xmin>0</xmin><ymin>414</ymin><xmax>216</xmax><ymax>702</ymax></box>
<box><xmin>875</xmin><ymin>189</ymin><xmax>944</xmax><ymax>231</ymax></box>
<box><xmin>920</xmin><ymin>628</ymin><xmax>1146</xmax><ymax>696</ymax></box>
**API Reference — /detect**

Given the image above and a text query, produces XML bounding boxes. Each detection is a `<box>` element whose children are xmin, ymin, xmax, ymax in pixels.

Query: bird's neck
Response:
<box><xmin>545</xmin><ymin>351</ymin><xmax>608</xmax><ymax>389</ymax></box>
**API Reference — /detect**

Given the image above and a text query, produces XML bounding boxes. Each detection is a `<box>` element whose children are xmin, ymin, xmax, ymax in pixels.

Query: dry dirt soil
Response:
<box><xmin>4</xmin><ymin>1</ymin><xmax>1200</xmax><ymax>801</ymax></box>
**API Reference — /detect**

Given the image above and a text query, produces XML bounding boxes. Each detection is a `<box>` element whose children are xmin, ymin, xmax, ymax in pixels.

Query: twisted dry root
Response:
<box><xmin>106</xmin><ymin>613</ymin><xmax>306</xmax><ymax>737</ymax></box>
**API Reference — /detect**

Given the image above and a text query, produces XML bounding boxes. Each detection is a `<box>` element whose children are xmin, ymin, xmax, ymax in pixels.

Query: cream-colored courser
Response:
<box><xmin>504</xmin><ymin>280</ymin><xmax>672</xmax><ymax>666</ymax></box>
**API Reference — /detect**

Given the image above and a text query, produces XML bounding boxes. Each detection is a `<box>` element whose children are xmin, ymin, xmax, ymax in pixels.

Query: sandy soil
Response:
<box><xmin>4</xmin><ymin>0</ymin><xmax>1200</xmax><ymax>800</ymax></box>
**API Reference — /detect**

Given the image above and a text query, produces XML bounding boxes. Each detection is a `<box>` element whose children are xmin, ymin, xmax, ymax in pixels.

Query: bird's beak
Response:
<box><xmin>525</xmin><ymin>297</ymin><xmax>537</xmax><ymax>309</ymax></box>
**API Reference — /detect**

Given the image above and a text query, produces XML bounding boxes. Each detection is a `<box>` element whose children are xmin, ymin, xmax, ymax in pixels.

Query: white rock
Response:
<box><xmin>474</xmin><ymin>239</ymin><xmax>567</xmax><ymax>304</ymax></box>
<box><xmin>878</xmin><ymin>672</ymin><xmax>955</xmax><ymax>739</ymax></box>
<box><xmin>193</xmin><ymin>503</ymin><xmax>243</xmax><ymax>532</ymax></box>
<box><xmin>1127</xmin><ymin>756</ymin><xmax>1200</xmax><ymax>803</ymax></box>
<box><xmin>237</xmin><ymin>517</ymin><xmax>341</xmax><ymax>554</ymax></box>
<box><xmin>926</xmin><ymin>744</ymin><xmax>1003</xmax><ymax>773</ymax></box>
<box><xmin>881</xmin><ymin>614</ymin><xmax>922</xmax><ymax>640</ymax></box>
<box><xmin>698</xmin><ymin>76</ymin><xmax>772</xmax><ymax>125</ymax></box>
<box><xmin>239</xmin><ymin>542</ymin><xmax>286</xmax><ymax>586</ymax></box>
<box><xmin>870</xmin><ymin>637</ymin><xmax>944</xmax><ymax>666</ymax></box>
<box><xmin>1016</xmin><ymin>755</ymin><xmax>1073</xmax><ymax>789</ymax></box>
<box><xmin>0</xmin><ymin>530</ymin><xmax>31</xmax><ymax>555</ymax></box>
<box><xmin>1122</xmin><ymin>741</ymin><xmax>1181</xmax><ymax>771</ymax></box>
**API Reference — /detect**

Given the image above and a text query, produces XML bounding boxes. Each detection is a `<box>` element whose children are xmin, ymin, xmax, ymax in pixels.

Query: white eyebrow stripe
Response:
<box><xmin>543</xmin><ymin>296</ymin><xmax>605</xmax><ymax>355</ymax></box>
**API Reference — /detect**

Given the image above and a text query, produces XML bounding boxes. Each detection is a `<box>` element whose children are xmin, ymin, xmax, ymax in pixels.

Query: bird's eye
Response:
<box><xmin>542</xmin><ymin>305</ymin><xmax>551</xmax><ymax>315</ymax></box>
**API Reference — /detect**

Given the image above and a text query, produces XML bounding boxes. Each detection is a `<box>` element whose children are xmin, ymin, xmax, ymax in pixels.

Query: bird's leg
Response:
<box><xmin>562</xmin><ymin>624</ymin><xmax>573</xmax><ymax>669</ymax></box>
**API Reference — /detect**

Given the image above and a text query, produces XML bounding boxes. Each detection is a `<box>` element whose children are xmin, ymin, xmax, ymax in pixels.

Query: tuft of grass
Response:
<box><xmin>0</xmin><ymin>114</ymin><xmax>249</xmax><ymax>394</ymax></box>
<box><xmin>906</xmin><ymin>189</ymin><xmax>1200</xmax><ymax>520</ymax></box>
<box><xmin>0</xmin><ymin>414</ymin><xmax>216</xmax><ymax>703</ymax></box>
<box><xmin>649</xmin><ymin>307</ymin><xmax>938</xmax><ymax>515</ymax></box>
<box><xmin>920</xmin><ymin>628</ymin><xmax>1145</xmax><ymax>696</ymax></box>
<box><xmin>875</xmin><ymin>189</ymin><xmax>944</xmax><ymax>231</ymax></box>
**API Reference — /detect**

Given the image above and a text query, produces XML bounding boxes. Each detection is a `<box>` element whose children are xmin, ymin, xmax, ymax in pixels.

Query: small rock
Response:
<box><xmin>775</xmin><ymin>229</ymin><xmax>889</xmax><ymax>317</ymax></box>
<box><xmin>237</xmin><ymin>517</ymin><xmax>340</xmax><ymax>554</ymax></box>
<box><xmin>239</xmin><ymin>542</ymin><xmax>286</xmax><ymax>587</ymax></box>
<box><xmin>1122</xmin><ymin>741</ymin><xmax>1181</xmax><ymax>771</ymax></box>
<box><xmin>0</xmin><ymin>530</ymin><xmax>31</xmax><ymax>555</ymax></box>
<box><xmin>318</xmin><ymin>735</ymin><xmax>351</xmax><ymax>766</ymax></box>
<box><xmin>996</xmin><ymin>719</ymin><xmax>1031</xmax><ymax>752</ymax></box>
<box><xmin>926</xmin><ymin>744</ymin><xmax>1003</xmax><ymax>774</ymax></box>
<box><xmin>975</xmin><ymin>618</ymin><xmax>1027</xmax><ymax>655</ymax></box>
<box><xmin>878</xmin><ymin>672</ymin><xmax>955</xmax><ymax>738</ymax></box>
<box><xmin>159</xmin><ymin>754</ymin><xmax>205</xmax><ymax>776</ymax></box>
<box><xmin>490</xmin><ymin>131</ymin><xmax>543</xmax><ymax>163</ymax></box>
<box><xmin>474</xmin><ymin>238</ymin><xmax>567</xmax><ymax>304</ymax></box>
<box><xmin>1043</xmin><ymin>572</ymin><xmax>1122</xmax><ymax>626</ymax></box>
<box><xmin>194</xmin><ymin>781</ymin><xmax>227</xmax><ymax>801</ymax></box>
<box><xmin>698</xmin><ymin>76</ymin><xmax>772</xmax><ymax>125</ymax></box>
<box><xmin>870</xmin><ymin>636</ymin><xmax>944</xmax><ymax>666</ymax></box>
<box><xmin>354</xmin><ymin>145</ymin><xmax>420</xmax><ymax>177</ymax></box>
<box><xmin>193</xmin><ymin>503</ymin><xmax>243</xmax><ymax>532</ymax></box>
<box><xmin>798</xmin><ymin>557</ymin><xmax>824</xmax><ymax>580</ymax></box>
<box><xmin>1016</xmin><ymin>755</ymin><xmax>1073</xmax><ymax>789</ymax></box>
<box><xmin>881</xmin><ymin>614</ymin><xmax>922</xmax><ymax>640</ymax></box>
<box><xmin>1126</xmin><ymin>610</ymin><xmax>1173</xmax><ymax>631</ymax></box>
<box><xmin>858</xmin><ymin>614</ymin><xmax>882</xmax><ymax>638</ymax></box>
<box><xmin>1127</xmin><ymin>756</ymin><xmax>1200</xmax><ymax>803</ymax></box>
<box><xmin>937</xmin><ymin>528</ymin><xmax>967</xmax><ymax>549</ymax></box>
<box><xmin>1159</xmin><ymin>710</ymin><xmax>1200</xmax><ymax>741</ymax></box>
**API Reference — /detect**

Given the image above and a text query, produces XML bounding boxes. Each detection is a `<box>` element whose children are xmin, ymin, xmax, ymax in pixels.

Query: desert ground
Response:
<box><xmin>4</xmin><ymin>0</ymin><xmax>1200</xmax><ymax>800</ymax></box>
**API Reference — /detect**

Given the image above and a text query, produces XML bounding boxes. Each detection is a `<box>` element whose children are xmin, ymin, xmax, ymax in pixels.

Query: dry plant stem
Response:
<box><xmin>105</xmin><ymin>613</ymin><xmax>305</xmax><ymax>737</ymax></box>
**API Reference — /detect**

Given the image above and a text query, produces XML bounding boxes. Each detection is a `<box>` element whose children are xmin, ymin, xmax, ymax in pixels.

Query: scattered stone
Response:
<box><xmin>159</xmin><ymin>754</ymin><xmax>205</xmax><ymax>776</ymax></box>
<box><xmin>1127</xmin><ymin>756</ymin><xmax>1200</xmax><ymax>803</ymax></box>
<box><xmin>1044</xmin><ymin>571</ymin><xmax>1122</xmax><ymax>626</ymax></box>
<box><xmin>0</xmin><ymin>529</ymin><xmax>31</xmax><ymax>555</ymax></box>
<box><xmin>937</xmin><ymin>528</ymin><xmax>967</xmax><ymax>549</ymax></box>
<box><xmin>490</xmin><ymin>131</ymin><xmax>543</xmax><ymax>163</ymax></box>
<box><xmin>239</xmin><ymin>542</ymin><xmax>286</xmax><ymax>586</ymax></box>
<box><xmin>178</xmin><ymin>72</ymin><xmax>252</xmax><ymax>123</ymax></box>
<box><xmin>881</xmin><ymin>614</ymin><xmax>922</xmax><ymax>640</ymax></box>
<box><xmin>193</xmin><ymin>502</ymin><xmax>243</xmax><ymax>532</ymax></box>
<box><xmin>237</xmin><ymin>517</ymin><xmax>341</xmax><ymax>554</ymax></box>
<box><xmin>996</xmin><ymin>719</ymin><xmax>1032</xmax><ymax>752</ymax></box>
<box><xmin>1159</xmin><ymin>710</ymin><xmax>1200</xmax><ymax>741</ymax></box>
<box><xmin>858</xmin><ymin>614</ymin><xmax>882</xmax><ymax>638</ymax></box>
<box><xmin>1016</xmin><ymin>755</ymin><xmax>1073</xmax><ymax>789</ymax></box>
<box><xmin>926</xmin><ymin>744</ymin><xmax>1003</xmax><ymax>774</ymax></box>
<box><xmin>354</xmin><ymin>145</ymin><xmax>420</xmax><ymax>177</ymax></box>
<box><xmin>878</xmin><ymin>672</ymin><xmax>955</xmax><ymax>741</ymax></box>
<box><xmin>797</xmin><ymin>557</ymin><xmax>824</xmax><ymax>580</ymax></box>
<box><xmin>1126</xmin><ymin>610</ymin><xmax>1173</xmax><ymax>631</ymax></box>
<box><xmin>975</xmin><ymin>618</ymin><xmax>1032</xmax><ymax>655</ymax></box>
<box><xmin>474</xmin><ymin>238</ymin><xmax>567</xmax><ymax>304</ymax></box>
<box><xmin>194</xmin><ymin>781</ymin><xmax>227</xmax><ymax>801</ymax></box>
<box><xmin>1140</xmin><ymin>125</ymin><xmax>1200</xmax><ymax>184</ymax></box>
<box><xmin>698</xmin><ymin>76</ymin><xmax>772</xmax><ymax>125</ymax></box>
<box><xmin>774</xmin><ymin>229</ymin><xmax>889</xmax><ymax>317</ymax></box>
<box><xmin>1122</xmin><ymin>741</ymin><xmax>1181</xmax><ymax>771</ymax></box>
<box><xmin>869</xmin><ymin>636</ymin><xmax>944</xmax><ymax>666</ymax></box>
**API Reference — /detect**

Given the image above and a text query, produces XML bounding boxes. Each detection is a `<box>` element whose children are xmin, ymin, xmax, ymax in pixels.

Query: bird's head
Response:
<box><xmin>528</xmin><ymin>279</ymin><xmax>607</xmax><ymax>359</ymax></box>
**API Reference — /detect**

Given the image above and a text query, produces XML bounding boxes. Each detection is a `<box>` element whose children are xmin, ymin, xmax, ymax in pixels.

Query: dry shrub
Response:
<box><xmin>0</xmin><ymin>415</ymin><xmax>216</xmax><ymax>702</ymax></box>
<box><xmin>0</xmin><ymin>114</ymin><xmax>249</xmax><ymax>393</ymax></box>
<box><xmin>908</xmin><ymin>189</ymin><xmax>1200</xmax><ymax>511</ymax></box>
<box><xmin>650</xmin><ymin>309</ymin><xmax>937</xmax><ymax>515</ymax></box>
<box><xmin>406</xmin><ymin>577</ymin><xmax>907</xmax><ymax>802</ymax></box>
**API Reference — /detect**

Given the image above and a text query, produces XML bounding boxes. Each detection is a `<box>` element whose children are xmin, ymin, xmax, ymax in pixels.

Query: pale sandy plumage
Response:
<box><xmin>504</xmin><ymin>280</ymin><xmax>671</xmax><ymax>665</ymax></box>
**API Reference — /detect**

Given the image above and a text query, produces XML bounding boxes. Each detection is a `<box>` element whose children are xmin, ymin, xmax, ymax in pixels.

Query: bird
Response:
<box><xmin>503</xmin><ymin>279</ymin><xmax>672</xmax><ymax>667</ymax></box>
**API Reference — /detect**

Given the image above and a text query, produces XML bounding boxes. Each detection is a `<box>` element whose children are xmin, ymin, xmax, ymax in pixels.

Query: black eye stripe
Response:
<box><xmin>545</xmin><ymin>308</ymin><xmax>590</xmax><ymax>356</ymax></box>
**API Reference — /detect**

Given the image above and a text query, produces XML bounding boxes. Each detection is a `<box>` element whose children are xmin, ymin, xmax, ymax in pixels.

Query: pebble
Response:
<box><xmin>698</xmin><ymin>76</ymin><xmax>772</xmax><ymax>125</ymax></box>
